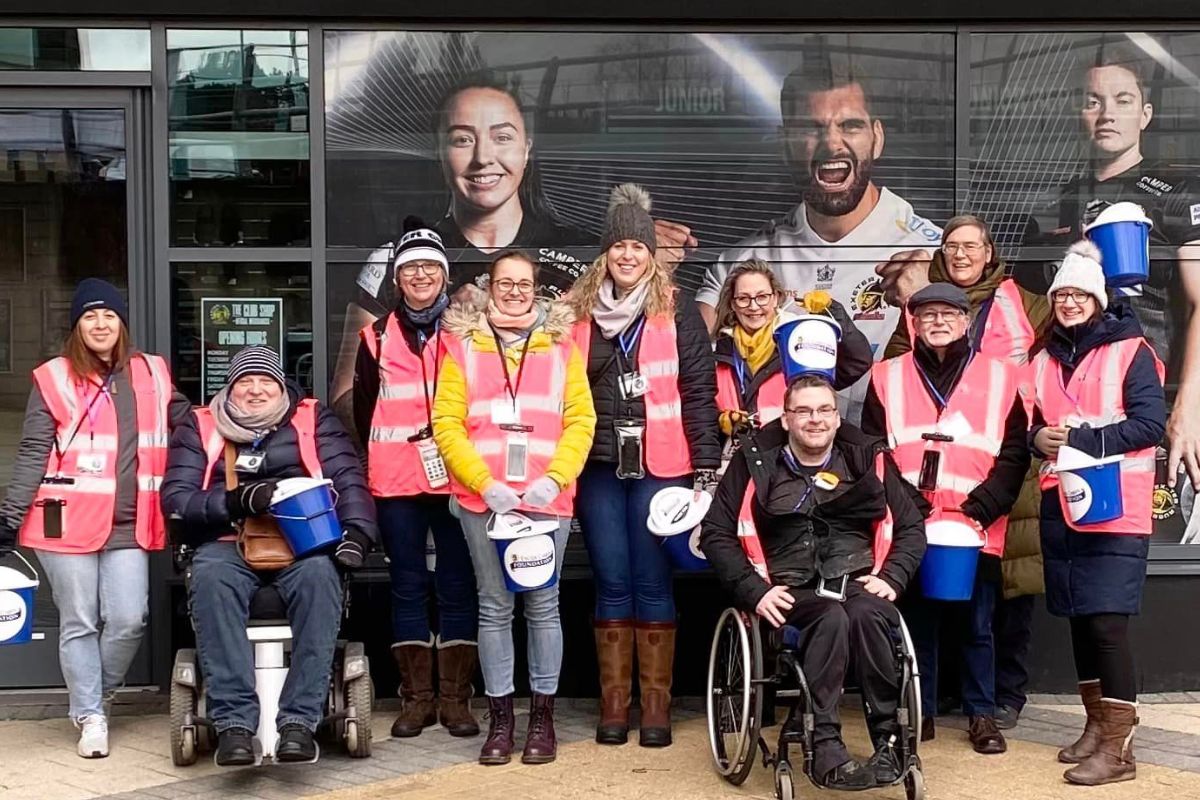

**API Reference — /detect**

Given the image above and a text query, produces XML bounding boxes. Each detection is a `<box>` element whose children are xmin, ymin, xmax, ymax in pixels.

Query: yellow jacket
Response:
<box><xmin>432</xmin><ymin>299</ymin><xmax>596</xmax><ymax>496</ymax></box>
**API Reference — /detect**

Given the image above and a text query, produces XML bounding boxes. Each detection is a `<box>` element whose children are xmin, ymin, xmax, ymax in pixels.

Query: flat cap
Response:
<box><xmin>909</xmin><ymin>282</ymin><xmax>970</xmax><ymax>313</ymax></box>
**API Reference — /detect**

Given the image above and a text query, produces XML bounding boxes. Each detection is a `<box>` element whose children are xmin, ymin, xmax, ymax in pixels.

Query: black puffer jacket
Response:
<box><xmin>161</xmin><ymin>381</ymin><xmax>378</xmax><ymax>549</ymax></box>
<box><xmin>585</xmin><ymin>297</ymin><xmax>720</xmax><ymax>470</ymax></box>
<box><xmin>700</xmin><ymin>421</ymin><xmax>926</xmax><ymax>612</ymax></box>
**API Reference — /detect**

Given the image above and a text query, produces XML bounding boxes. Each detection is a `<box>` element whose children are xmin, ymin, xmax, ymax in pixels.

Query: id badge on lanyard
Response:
<box><xmin>616</xmin><ymin>318</ymin><xmax>648</xmax><ymax>400</ymax></box>
<box><xmin>235</xmin><ymin>446</ymin><xmax>266</xmax><ymax>474</ymax></box>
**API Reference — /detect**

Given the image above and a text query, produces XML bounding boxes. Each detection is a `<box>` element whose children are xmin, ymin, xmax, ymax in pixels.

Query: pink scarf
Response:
<box><xmin>486</xmin><ymin>299</ymin><xmax>543</xmax><ymax>343</ymax></box>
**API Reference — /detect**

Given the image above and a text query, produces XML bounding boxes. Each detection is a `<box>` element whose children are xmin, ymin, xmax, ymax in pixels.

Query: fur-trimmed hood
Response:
<box><xmin>441</xmin><ymin>287</ymin><xmax>577</xmax><ymax>343</ymax></box>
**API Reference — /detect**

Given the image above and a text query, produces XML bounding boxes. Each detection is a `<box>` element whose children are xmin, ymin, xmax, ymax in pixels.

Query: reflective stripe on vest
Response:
<box><xmin>871</xmin><ymin>352</ymin><xmax>1018</xmax><ymax>556</ymax></box>
<box><xmin>735</xmin><ymin>451</ymin><xmax>893</xmax><ymax>582</ymax></box>
<box><xmin>194</xmin><ymin>399</ymin><xmax>324</xmax><ymax>491</ymax></box>
<box><xmin>982</xmin><ymin>279</ymin><xmax>1037</xmax><ymax>418</ymax></box>
<box><xmin>1032</xmin><ymin>337</ymin><xmax>1164</xmax><ymax>535</ymax></box>
<box><xmin>19</xmin><ymin>354</ymin><xmax>172</xmax><ymax>554</ymax></box>
<box><xmin>716</xmin><ymin>363</ymin><xmax>785</xmax><ymax>426</ymax></box>
<box><xmin>572</xmin><ymin>316</ymin><xmax>693</xmax><ymax>477</ymax></box>
<box><xmin>444</xmin><ymin>329</ymin><xmax>576</xmax><ymax>516</ymax></box>
<box><xmin>362</xmin><ymin>314</ymin><xmax>449</xmax><ymax>497</ymax></box>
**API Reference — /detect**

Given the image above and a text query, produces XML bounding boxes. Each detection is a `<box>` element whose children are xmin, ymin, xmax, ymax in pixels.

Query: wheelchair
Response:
<box><xmin>168</xmin><ymin>545</ymin><xmax>374</xmax><ymax>766</ymax></box>
<box><xmin>706</xmin><ymin>602</ymin><xmax>925</xmax><ymax>799</ymax></box>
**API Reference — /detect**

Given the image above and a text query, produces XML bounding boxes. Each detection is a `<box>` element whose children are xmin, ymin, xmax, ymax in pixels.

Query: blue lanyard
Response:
<box><xmin>915</xmin><ymin>352</ymin><xmax>973</xmax><ymax>411</ymax></box>
<box><xmin>784</xmin><ymin>448</ymin><xmax>832</xmax><ymax>512</ymax></box>
<box><xmin>617</xmin><ymin>317</ymin><xmax>646</xmax><ymax>362</ymax></box>
<box><xmin>732</xmin><ymin>352</ymin><xmax>749</xmax><ymax>395</ymax></box>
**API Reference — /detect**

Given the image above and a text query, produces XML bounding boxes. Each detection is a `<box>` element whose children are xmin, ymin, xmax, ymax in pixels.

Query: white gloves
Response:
<box><xmin>482</xmin><ymin>482</ymin><xmax>522</xmax><ymax>514</ymax></box>
<box><xmin>523</xmin><ymin>476</ymin><xmax>561</xmax><ymax>509</ymax></box>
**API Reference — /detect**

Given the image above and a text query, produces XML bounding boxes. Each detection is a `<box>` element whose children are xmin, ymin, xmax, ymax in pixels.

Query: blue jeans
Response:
<box><xmin>906</xmin><ymin>571</ymin><xmax>999</xmax><ymax>718</ymax></box>
<box><xmin>38</xmin><ymin>549</ymin><xmax>149</xmax><ymax>720</ymax></box>
<box><xmin>377</xmin><ymin>495</ymin><xmax>477</xmax><ymax>645</ymax></box>
<box><xmin>576</xmin><ymin>462</ymin><xmax>688</xmax><ymax>623</ymax></box>
<box><xmin>188</xmin><ymin>542</ymin><xmax>342</xmax><ymax>734</ymax></box>
<box><xmin>458</xmin><ymin>508</ymin><xmax>569</xmax><ymax>697</ymax></box>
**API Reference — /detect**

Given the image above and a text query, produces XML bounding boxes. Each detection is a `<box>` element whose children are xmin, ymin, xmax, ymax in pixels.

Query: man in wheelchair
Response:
<box><xmin>701</xmin><ymin>374</ymin><xmax>926</xmax><ymax>790</ymax></box>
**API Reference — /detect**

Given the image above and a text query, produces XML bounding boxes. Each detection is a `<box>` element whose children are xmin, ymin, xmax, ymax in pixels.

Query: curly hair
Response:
<box><xmin>567</xmin><ymin>251</ymin><xmax>677</xmax><ymax>320</ymax></box>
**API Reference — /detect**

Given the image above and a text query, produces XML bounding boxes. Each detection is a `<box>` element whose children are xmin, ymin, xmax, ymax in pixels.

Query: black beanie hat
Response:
<box><xmin>70</xmin><ymin>278</ymin><xmax>129</xmax><ymax>330</ymax></box>
<box><xmin>600</xmin><ymin>183</ymin><xmax>657</xmax><ymax>254</ymax></box>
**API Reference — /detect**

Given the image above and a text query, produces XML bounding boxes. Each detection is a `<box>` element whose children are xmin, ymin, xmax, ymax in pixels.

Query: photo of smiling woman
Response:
<box><xmin>331</xmin><ymin>74</ymin><xmax>592</xmax><ymax>419</ymax></box>
<box><xmin>0</xmin><ymin>279</ymin><xmax>189</xmax><ymax>760</ymax></box>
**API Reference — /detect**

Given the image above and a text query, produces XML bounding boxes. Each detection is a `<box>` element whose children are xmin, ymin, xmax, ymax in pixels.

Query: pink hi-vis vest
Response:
<box><xmin>19</xmin><ymin>354</ymin><xmax>172</xmax><ymax>553</ymax></box>
<box><xmin>871</xmin><ymin>352</ymin><xmax>1020</xmax><ymax>557</ymax></box>
<box><xmin>361</xmin><ymin>314</ymin><xmax>449</xmax><ymax>497</ymax></box>
<box><xmin>572</xmin><ymin>316</ymin><xmax>693</xmax><ymax>477</ymax></box>
<box><xmin>735</xmin><ymin>451</ymin><xmax>894</xmax><ymax>581</ymax></box>
<box><xmin>716</xmin><ymin>362</ymin><xmax>786</xmax><ymax>427</ymax></box>
<box><xmin>443</xmin><ymin>330</ymin><xmax>577</xmax><ymax>517</ymax></box>
<box><xmin>194</xmin><ymin>400</ymin><xmax>323</xmax><ymax>491</ymax></box>
<box><xmin>1032</xmin><ymin>337</ymin><xmax>1164</xmax><ymax>535</ymax></box>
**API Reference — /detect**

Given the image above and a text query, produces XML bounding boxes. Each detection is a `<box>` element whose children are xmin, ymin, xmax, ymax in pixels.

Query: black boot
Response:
<box><xmin>276</xmin><ymin>723</ymin><xmax>317</xmax><ymax>762</ymax></box>
<box><xmin>215</xmin><ymin>727</ymin><xmax>255</xmax><ymax>767</ymax></box>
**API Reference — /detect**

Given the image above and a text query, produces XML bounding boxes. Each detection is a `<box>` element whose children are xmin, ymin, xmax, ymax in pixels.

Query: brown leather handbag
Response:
<box><xmin>224</xmin><ymin>442</ymin><xmax>294</xmax><ymax>571</ymax></box>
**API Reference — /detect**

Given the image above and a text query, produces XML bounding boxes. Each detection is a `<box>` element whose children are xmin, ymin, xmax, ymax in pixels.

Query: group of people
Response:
<box><xmin>0</xmin><ymin>53</ymin><xmax>1173</xmax><ymax>794</ymax></box>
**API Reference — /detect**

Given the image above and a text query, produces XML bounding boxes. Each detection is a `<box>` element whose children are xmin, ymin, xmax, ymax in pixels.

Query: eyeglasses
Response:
<box><xmin>493</xmin><ymin>278</ymin><xmax>535</xmax><ymax>295</ymax></box>
<box><xmin>916</xmin><ymin>309</ymin><xmax>966</xmax><ymax>324</ymax></box>
<box><xmin>397</xmin><ymin>261</ymin><xmax>443</xmax><ymax>277</ymax></box>
<box><xmin>785</xmin><ymin>405</ymin><xmax>838</xmax><ymax>420</ymax></box>
<box><xmin>940</xmin><ymin>242</ymin><xmax>986</xmax><ymax>256</ymax></box>
<box><xmin>1052</xmin><ymin>290</ymin><xmax>1093</xmax><ymax>305</ymax></box>
<box><xmin>733</xmin><ymin>292</ymin><xmax>775</xmax><ymax>309</ymax></box>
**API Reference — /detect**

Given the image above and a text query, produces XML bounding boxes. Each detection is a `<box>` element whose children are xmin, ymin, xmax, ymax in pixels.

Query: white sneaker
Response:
<box><xmin>75</xmin><ymin>714</ymin><xmax>109</xmax><ymax>758</ymax></box>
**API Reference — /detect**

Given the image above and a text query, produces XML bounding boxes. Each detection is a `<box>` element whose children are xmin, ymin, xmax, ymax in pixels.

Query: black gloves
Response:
<box><xmin>0</xmin><ymin>522</ymin><xmax>16</xmax><ymax>555</ymax></box>
<box><xmin>225</xmin><ymin>480</ymin><xmax>279</xmax><ymax>521</ymax></box>
<box><xmin>334</xmin><ymin>528</ymin><xmax>372</xmax><ymax>571</ymax></box>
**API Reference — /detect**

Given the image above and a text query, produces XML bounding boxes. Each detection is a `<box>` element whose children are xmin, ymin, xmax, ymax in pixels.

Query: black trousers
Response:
<box><xmin>783</xmin><ymin>582</ymin><xmax>902</xmax><ymax>778</ymax></box>
<box><xmin>1070</xmin><ymin>614</ymin><xmax>1137</xmax><ymax>701</ymax></box>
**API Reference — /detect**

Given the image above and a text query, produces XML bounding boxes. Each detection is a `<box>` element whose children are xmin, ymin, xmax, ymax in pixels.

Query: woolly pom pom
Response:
<box><xmin>608</xmin><ymin>183</ymin><xmax>652</xmax><ymax>214</ymax></box>
<box><xmin>403</xmin><ymin>215</ymin><xmax>429</xmax><ymax>233</ymax></box>
<box><xmin>1067</xmin><ymin>238</ymin><xmax>1102</xmax><ymax>265</ymax></box>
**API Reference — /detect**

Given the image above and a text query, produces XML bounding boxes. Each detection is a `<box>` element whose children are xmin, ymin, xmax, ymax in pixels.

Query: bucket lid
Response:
<box><xmin>0</xmin><ymin>564</ymin><xmax>38</xmax><ymax>591</ymax></box>
<box><xmin>1084</xmin><ymin>201</ymin><xmax>1153</xmax><ymax>232</ymax></box>
<box><xmin>925</xmin><ymin>518</ymin><xmax>984</xmax><ymax>548</ymax></box>
<box><xmin>646</xmin><ymin>487</ymin><xmax>712</xmax><ymax>536</ymax></box>
<box><xmin>1054</xmin><ymin>445</ymin><xmax>1123</xmax><ymax>472</ymax></box>
<box><xmin>271</xmin><ymin>477</ymin><xmax>334</xmax><ymax>505</ymax></box>
<box><xmin>487</xmin><ymin>511</ymin><xmax>561</xmax><ymax>541</ymax></box>
<box><xmin>780</xmin><ymin>313</ymin><xmax>843</xmax><ymax>341</ymax></box>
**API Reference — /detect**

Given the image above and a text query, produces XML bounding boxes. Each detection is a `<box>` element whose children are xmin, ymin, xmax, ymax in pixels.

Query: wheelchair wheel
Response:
<box><xmin>905</xmin><ymin>767</ymin><xmax>925</xmax><ymax>800</ymax></box>
<box><xmin>774</xmin><ymin>761</ymin><xmax>795</xmax><ymax>800</ymax></box>
<box><xmin>344</xmin><ymin>668</ymin><xmax>374</xmax><ymax>758</ymax></box>
<box><xmin>896</xmin><ymin>616</ymin><xmax>922</xmax><ymax>757</ymax></box>
<box><xmin>706</xmin><ymin>608</ymin><xmax>762</xmax><ymax>786</ymax></box>
<box><xmin>169</xmin><ymin>650</ymin><xmax>199</xmax><ymax>767</ymax></box>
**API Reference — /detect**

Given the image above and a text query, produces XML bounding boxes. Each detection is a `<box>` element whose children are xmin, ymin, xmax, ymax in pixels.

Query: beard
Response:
<box><xmin>801</xmin><ymin>151</ymin><xmax>875</xmax><ymax>217</ymax></box>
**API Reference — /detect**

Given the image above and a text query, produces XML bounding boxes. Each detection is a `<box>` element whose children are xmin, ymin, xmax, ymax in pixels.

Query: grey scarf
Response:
<box><xmin>208</xmin><ymin>384</ymin><xmax>290</xmax><ymax>444</ymax></box>
<box><xmin>592</xmin><ymin>277</ymin><xmax>650</xmax><ymax>339</ymax></box>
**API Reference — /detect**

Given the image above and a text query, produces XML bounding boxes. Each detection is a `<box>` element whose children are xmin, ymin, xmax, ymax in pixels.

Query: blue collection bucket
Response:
<box><xmin>488</xmin><ymin>513</ymin><xmax>560</xmax><ymax>594</ymax></box>
<box><xmin>269</xmin><ymin>478</ymin><xmax>341</xmax><ymax>556</ymax></box>
<box><xmin>1055</xmin><ymin>446</ymin><xmax>1124</xmax><ymax>526</ymax></box>
<box><xmin>655</xmin><ymin>526</ymin><xmax>709</xmax><ymax>571</ymax></box>
<box><xmin>1084</xmin><ymin>202</ymin><xmax>1152</xmax><ymax>289</ymax></box>
<box><xmin>0</xmin><ymin>552</ymin><xmax>39</xmax><ymax>646</ymax></box>
<box><xmin>774</xmin><ymin>314</ymin><xmax>843</xmax><ymax>383</ymax></box>
<box><xmin>919</xmin><ymin>517</ymin><xmax>984</xmax><ymax>601</ymax></box>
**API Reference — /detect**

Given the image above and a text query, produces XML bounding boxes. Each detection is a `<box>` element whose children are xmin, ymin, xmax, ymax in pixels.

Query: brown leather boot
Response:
<box><xmin>479</xmin><ymin>695</ymin><xmax>515</xmax><ymax>765</ymax></box>
<box><xmin>390</xmin><ymin>642</ymin><xmax>437</xmax><ymax>738</ymax></box>
<box><xmin>521</xmin><ymin>693</ymin><xmax>557</xmax><ymax>764</ymax></box>
<box><xmin>1064</xmin><ymin>699</ymin><xmax>1137</xmax><ymax>785</ymax></box>
<box><xmin>436</xmin><ymin>640</ymin><xmax>480</xmax><ymax>737</ymax></box>
<box><xmin>635</xmin><ymin>622</ymin><xmax>676</xmax><ymax>748</ymax></box>
<box><xmin>1058</xmin><ymin>680</ymin><xmax>1103</xmax><ymax>764</ymax></box>
<box><xmin>594</xmin><ymin>620</ymin><xmax>634</xmax><ymax>745</ymax></box>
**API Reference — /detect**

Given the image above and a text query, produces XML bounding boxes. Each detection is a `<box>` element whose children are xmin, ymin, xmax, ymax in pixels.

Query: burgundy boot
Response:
<box><xmin>521</xmin><ymin>693</ymin><xmax>557</xmax><ymax>764</ymax></box>
<box><xmin>479</xmin><ymin>695</ymin><xmax>515</xmax><ymax>765</ymax></box>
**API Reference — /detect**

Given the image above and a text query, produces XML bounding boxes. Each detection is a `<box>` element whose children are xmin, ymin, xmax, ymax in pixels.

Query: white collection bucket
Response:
<box><xmin>1054</xmin><ymin>445</ymin><xmax>1124</xmax><ymax>525</ymax></box>
<box><xmin>0</xmin><ymin>552</ymin><xmax>39</xmax><ymax>646</ymax></box>
<box><xmin>487</xmin><ymin>512</ymin><xmax>561</xmax><ymax>593</ymax></box>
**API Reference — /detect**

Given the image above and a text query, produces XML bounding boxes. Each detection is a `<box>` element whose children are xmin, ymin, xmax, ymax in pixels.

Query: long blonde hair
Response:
<box><xmin>713</xmin><ymin>259</ymin><xmax>786</xmax><ymax>333</ymax></box>
<box><xmin>567</xmin><ymin>251</ymin><xmax>676</xmax><ymax>319</ymax></box>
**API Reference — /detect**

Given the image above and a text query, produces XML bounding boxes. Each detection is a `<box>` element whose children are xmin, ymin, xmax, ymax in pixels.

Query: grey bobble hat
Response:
<box><xmin>600</xmin><ymin>183</ymin><xmax>657</xmax><ymax>254</ymax></box>
<box><xmin>226</xmin><ymin>346</ymin><xmax>286</xmax><ymax>389</ymax></box>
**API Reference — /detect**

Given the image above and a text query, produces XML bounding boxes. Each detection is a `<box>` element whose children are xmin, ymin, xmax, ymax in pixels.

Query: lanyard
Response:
<box><xmin>491</xmin><ymin>328</ymin><xmax>534</xmax><ymax>405</ymax></box>
<box><xmin>417</xmin><ymin>324</ymin><xmax>442</xmax><ymax>427</ymax></box>
<box><xmin>915</xmin><ymin>352</ymin><xmax>972</xmax><ymax>412</ymax></box>
<box><xmin>615</xmin><ymin>316</ymin><xmax>646</xmax><ymax>372</ymax></box>
<box><xmin>1057</xmin><ymin>347</ymin><xmax>1099</xmax><ymax>412</ymax></box>
<box><xmin>784</xmin><ymin>448</ymin><xmax>832</xmax><ymax>513</ymax></box>
<box><xmin>53</xmin><ymin>371</ymin><xmax>113</xmax><ymax>469</ymax></box>
<box><xmin>732</xmin><ymin>352</ymin><xmax>749</xmax><ymax>396</ymax></box>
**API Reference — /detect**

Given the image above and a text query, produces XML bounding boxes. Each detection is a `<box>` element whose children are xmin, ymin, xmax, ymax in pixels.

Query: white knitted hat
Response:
<box><xmin>1048</xmin><ymin>240</ymin><xmax>1108</xmax><ymax>311</ymax></box>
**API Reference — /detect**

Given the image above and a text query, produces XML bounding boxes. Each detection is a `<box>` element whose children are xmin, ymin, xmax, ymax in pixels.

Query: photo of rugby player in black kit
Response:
<box><xmin>1022</xmin><ymin>43</ymin><xmax>1200</xmax><ymax>500</ymax></box>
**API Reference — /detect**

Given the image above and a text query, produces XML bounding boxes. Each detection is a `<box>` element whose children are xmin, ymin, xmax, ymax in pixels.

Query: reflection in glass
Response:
<box><xmin>167</xmin><ymin>30</ymin><xmax>310</xmax><ymax>246</ymax></box>
<box><xmin>170</xmin><ymin>262</ymin><xmax>312</xmax><ymax>404</ymax></box>
<box><xmin>0</xmin><ymin>28</ymin><xmax>150</xmax><ymax>71</ymax></box>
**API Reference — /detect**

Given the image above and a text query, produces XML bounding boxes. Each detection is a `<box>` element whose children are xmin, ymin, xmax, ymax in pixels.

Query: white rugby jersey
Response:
<box><xmin>697</xmin><ymin>188</ymin><xmax>942</xmax><ymax>423</ymax></box>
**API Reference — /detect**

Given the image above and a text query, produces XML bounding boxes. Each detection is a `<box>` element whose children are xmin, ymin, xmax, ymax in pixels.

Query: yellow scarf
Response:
<box><xmin>732</xmin><ymin>317</ymin><xmax>777</xmax><ymax>375</ymax></box>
